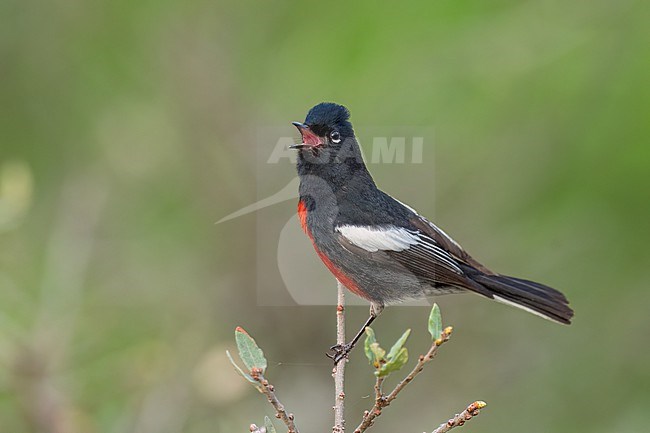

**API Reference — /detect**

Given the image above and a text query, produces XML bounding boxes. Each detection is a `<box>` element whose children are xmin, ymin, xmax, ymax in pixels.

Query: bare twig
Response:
<box><xmin>251</xmin><ymin>371</ymin><xmax>299</xmax><ymax>433</ymax></box>
<box><xmin>333</xmin><ymin>281</ymin><xmax>346</xmax><ymax>433</ymax></box>
<box><xmin>373</xmin><ymin>377</ymin><xmax>384</xmax><ymax>404</ymax></box>
<box><xmin>354</xmin><ymin>326</ymin><xmax>454</xmax><ymax>433</ymax></box>
<box><xmin>431</xmin><ymin>401</ymin><xmax>487</xmax><ymax>433</ymax></box>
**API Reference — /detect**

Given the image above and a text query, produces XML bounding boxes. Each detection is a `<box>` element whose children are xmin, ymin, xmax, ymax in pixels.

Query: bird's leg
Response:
<box><xmin>328</xmin><ymin>315</ymin><xmax>375</xmax><ymax>363</ymax></box>
<box><xmin>327</xmin><ymin>303</ymin><xmax>384</xmax><ymax>364</ymax></box>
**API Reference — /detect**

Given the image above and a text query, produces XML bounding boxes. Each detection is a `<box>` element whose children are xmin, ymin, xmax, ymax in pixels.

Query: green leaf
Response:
<box><xmin>378</xmin><ymin>347</ymin><xmax>409</xmax><ymax>377</ymax></box>
<box><xmin>264</xmin><ymin>416</ymin><xmax>277</xmax><ymax>433</ymax></box>
<box><xmin>364</xmin><ymin>327</ymin><xmax>377</xmax><ymax>363</ymax></box>
<box><xmin>386</xmin><ymin>329</ymin><xmax>411</xmax><ymax>361</ymax></box>
<box><xmin>428</xmin><ymin>303</ymin><xmax>442</xmax><ymax>340</ymax></box>
<box><xmin>226</xmin><ymin>350</ymin><xmax>256</xmax><ymax>384</ymax></box>
<box><xmin>364</xmin><ymin>327</ymin><xmax>387</xmax><ymax>367</ymax></box>
<box><xmin>370</xmin><ymin>342</ymin><xmax>386</xmax><ymax>364</ymax></box>
<box><xmin>235</xmin><ymin>327</ymin><xmax>267</xmax><ymax>373</ymax></box>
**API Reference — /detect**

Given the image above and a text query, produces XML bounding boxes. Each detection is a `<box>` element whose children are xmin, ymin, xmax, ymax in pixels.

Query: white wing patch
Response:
<box><xmin>336</xmin><ymin>225</ymin><xmax>419</xmax><ymax>252</ymax></box>
<box><xmin>336</xmin><ymin>224</ymin><xmax>464</xmax><ymax>275</ymax></box>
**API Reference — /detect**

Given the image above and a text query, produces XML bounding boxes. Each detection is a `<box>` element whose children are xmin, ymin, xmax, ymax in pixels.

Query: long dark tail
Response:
<box><xmin>467</xmin><ymin>270</ymin><xmax>574</xmax><ymax>324</ymax></box>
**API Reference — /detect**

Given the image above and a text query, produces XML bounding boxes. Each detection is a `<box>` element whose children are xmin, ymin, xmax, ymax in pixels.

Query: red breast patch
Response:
<box><xmin>297</xmin><ymin>199</ymin><xmax>309</xmax><ymax>236</ymax></box>
<box><xmin>315</xmin><ymin>249</ymin><xmax>369</xmax><ymax>300</ymax></box>
<box><xmin>297</xmin><ymin>199</ymin><xmax>368</xmax><ymax>299</ymax></box>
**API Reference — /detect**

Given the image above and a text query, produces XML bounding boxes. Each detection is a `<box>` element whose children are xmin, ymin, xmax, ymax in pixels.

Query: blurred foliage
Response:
<box><xmin>0</xmin><ymin>0</ymin><xmax>649</xmax><ymax>432</ymax></box>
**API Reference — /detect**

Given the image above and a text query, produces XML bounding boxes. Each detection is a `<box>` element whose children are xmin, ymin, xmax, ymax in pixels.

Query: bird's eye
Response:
<box><xmin>330</xmin><ymin>131</ymin><xmax>341</xmax><ymax>143</ymax></box>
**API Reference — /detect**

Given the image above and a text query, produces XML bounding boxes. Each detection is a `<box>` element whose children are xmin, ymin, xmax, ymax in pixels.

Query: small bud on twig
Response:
<box><xmin>431</xmin><ymin>401</ymin><xmax>487</xmax><ymax>433</ymax></box>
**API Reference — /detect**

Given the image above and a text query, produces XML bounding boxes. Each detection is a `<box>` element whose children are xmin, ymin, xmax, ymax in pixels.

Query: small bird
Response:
<box><xmin>290</xmin><ymin>102</ymin><xmax>573</xmax><ymax>363</ymax></box>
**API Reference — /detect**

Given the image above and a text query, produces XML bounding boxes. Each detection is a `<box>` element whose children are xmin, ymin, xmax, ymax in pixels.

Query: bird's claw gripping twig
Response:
<box><xmin>327</xmin><ymin>343</ymin><xmax>352</xmax><ymax>364</ymax></box>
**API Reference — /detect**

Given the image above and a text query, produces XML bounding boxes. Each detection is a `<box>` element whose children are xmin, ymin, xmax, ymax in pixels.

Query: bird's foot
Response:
<box><xmin>326</xmin><ymin>343</ymin><xmax>352</xmax><ymax>365</ymax></box>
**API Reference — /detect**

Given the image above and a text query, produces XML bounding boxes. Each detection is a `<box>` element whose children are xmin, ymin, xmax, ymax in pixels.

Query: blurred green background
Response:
<box><xmin>1</xmin><ymin>0</ymin><xmax>649</xmax><ymax>432</ymax></box>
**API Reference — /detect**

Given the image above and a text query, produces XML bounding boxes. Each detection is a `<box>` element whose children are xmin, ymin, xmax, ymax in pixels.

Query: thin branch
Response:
<box><xmin>333</xmin><ymin>281</ymin><xmax>346</xmax><ymax>433</ymax></box>
<box><xmin>431</xmin><ymin>401</ymin><xmax>487</xmax><ymax>433</ymax></box>
<box><xmin>373</xmin><ymin>377</ymin><xmax>384</xmax><ymax>403</ymax></box>
<box><xmin>251</xmin><ymin>371</ymin><xmax>299</xmax><ymax>433</ymax></box>
<box><xmin>354</xmin><ymin>326</ymin><xmax>454</xmax><ymax>433</ymax></box>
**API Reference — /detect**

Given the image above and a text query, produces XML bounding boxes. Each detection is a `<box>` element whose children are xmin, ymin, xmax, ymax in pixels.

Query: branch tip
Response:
<box><xmin>435</xmin><ymin>326</ymin><xmax>454</xmax><ymax>346</ymax></box>
<box><xmin>471</xmin><ymin>401</ymin><xmax>487</xmax><ymax>410</ymax></box>
<box><xmin>431</xmin><ymin>400</ymin><xmax>487</xmax><ymax>433</ymax></box>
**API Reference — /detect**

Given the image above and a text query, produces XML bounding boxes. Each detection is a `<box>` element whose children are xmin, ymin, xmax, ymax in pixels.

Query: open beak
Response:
<box><xmin>290</xmin><ymin>122</ymin><xmax>323</xmax><ymax>149</ymax></box>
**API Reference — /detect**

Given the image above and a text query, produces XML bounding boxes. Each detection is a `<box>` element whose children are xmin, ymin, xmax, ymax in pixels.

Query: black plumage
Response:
<box><xmin>291</xmin><ymin>102</ymin><xmax>573</xmax><ymax>362</ymax></box>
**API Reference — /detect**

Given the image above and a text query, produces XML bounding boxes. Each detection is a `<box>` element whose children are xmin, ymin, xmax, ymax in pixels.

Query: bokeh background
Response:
<box><xmin>1</xmin><ymin>1</ymin><xmax>649</xmax><ymax>432</ymax></box>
